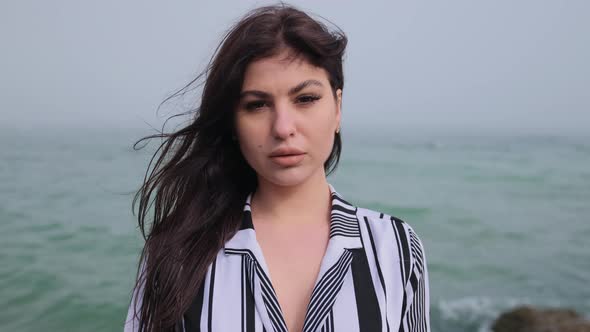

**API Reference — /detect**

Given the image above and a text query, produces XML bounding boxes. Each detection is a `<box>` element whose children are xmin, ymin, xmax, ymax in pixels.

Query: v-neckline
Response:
<box><xmin>223</xmin><ymin>184</ymin><xmax>364</xmax><ymax>332</ymax></box>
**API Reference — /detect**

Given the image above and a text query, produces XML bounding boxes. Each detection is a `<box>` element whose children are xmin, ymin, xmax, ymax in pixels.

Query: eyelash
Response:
<box><xmin>244</xmin><ymin>94</ymin><xmax>322</xmax><ymax>111</ymax></box>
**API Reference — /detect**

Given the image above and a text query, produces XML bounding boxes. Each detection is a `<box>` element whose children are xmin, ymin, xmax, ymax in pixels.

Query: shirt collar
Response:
<box><xmin>224</xmin><ymin>183</ymin><xmax>363</xmax><ymax>254</ymax></box>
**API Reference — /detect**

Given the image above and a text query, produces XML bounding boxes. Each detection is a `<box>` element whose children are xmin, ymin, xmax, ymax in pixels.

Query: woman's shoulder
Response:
<box><xmin>354</xmin><ymin>205</ymin><xmax>427</xmax><ymax>269</ymax></box>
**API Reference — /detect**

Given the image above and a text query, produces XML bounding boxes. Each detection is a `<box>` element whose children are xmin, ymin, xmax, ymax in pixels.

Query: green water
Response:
<box><xmin>1</xmin><ymin>127</ymin><xmax>589</xmax><ymax>331</ymax></box>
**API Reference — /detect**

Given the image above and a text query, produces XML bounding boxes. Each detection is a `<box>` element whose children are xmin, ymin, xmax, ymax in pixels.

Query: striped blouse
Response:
<box><xmin>125</xmin><ymin>184</ymin><xmax>430</xmax><ymax>332</ymax></box>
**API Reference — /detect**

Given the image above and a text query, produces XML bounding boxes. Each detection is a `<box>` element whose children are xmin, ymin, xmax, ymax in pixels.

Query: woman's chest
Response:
<box><xmin>184</xmin><ymin>248</ymin><xmax>406</xmax><ymax>332</ymax></box>
<box><xmin>257</xmin><ymin>229</ymin><xmax>329</xmax><ymax>332</ymax></box>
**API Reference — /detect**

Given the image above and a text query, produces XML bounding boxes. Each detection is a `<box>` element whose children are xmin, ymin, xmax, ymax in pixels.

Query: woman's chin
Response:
<box><xmin>259</xmin><ymin>167</ymin><xmax>319</xmax><ymax>188</ymax></box>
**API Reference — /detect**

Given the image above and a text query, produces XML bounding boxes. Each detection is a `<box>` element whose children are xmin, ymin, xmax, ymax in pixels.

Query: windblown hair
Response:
<box><xmin>130</xmin><ymin>4</ymin><xmax>347</xmax><ymax>331</ymax></box>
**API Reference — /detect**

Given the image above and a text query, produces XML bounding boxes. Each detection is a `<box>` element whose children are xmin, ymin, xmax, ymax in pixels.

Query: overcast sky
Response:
<box><xmin>1</xmin><ymin>0</ymin><xmax>588</xmax><ymax>135</ymax></box>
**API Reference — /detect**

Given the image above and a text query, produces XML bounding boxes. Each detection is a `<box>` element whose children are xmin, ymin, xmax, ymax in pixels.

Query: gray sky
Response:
<box><xmin>1</xmin><ymin>0</ymin><xmax>589</xmax><ymax>134</ymax></box>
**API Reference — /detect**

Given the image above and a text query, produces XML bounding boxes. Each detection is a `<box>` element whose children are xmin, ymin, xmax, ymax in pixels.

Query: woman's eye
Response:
<box><xmin>243</xmin><ymin>95</ymin><xmax>321</xmax><ymax>111</ymax></box>
<box><xmin>297</xmin><ymin>95</ymin><xmax>321</xmax><ymax>104</ymax></box>
<box><xmin>244</xmin><ymin>101</ymin><xmax>268</xmax><ymax>111</ymax></box>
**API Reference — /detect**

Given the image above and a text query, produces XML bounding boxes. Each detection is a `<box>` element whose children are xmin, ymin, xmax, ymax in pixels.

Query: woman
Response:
<box><xmin>125</xmin><ymin>4</ymin><xmax>430</xmax><ymax>332</ymax></box>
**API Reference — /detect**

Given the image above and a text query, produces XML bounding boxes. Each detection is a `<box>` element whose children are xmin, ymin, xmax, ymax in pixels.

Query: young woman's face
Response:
<box><xmin>235</xmin><ymin>49</ymin><xmax>342</xmax><ymax>188</ymax></box>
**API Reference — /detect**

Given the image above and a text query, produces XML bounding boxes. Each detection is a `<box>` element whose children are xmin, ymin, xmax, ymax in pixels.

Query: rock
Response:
<box><xmin>491</xmin><ymin>305</ymin><xmax>590</xmax><ymax>332</ymax></box>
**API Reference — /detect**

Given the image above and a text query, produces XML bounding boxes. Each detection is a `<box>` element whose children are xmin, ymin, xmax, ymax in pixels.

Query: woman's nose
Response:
<box><xmin>271</xmin><ymin>101</ymin><xmax>297</xmax><ymax>139</ymax></box>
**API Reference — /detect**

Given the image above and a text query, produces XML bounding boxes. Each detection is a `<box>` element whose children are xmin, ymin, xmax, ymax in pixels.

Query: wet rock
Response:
<box><xmin>491</xmin><ymin>305</ymin><xmax>590</xmax><ymax>332</ymax></box>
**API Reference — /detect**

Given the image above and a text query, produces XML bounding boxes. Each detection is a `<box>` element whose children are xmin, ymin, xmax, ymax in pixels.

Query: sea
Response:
<box><xmin>1</xmin><ymin>126</ymin><xmax>589</xmax><ymax>331</ymax></box>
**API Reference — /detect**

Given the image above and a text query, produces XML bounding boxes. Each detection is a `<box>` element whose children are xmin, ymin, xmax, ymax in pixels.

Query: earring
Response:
<box><xmin>336</xmin><ymin>127</ymin><xmax>340</xmax><ymax>134</ymax></box>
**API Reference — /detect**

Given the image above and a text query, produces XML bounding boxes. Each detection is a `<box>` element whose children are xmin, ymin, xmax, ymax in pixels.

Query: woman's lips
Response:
<box><xmin>269</xmin><ymin>153</ymin><xmax>305</xmax><ymax>167</ymax></box>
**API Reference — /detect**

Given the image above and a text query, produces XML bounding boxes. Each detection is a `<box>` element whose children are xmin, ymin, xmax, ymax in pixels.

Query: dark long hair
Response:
<box><xmin>130</xmin><ymin>4</ymin><xmax>347</xmax><ymax>331</ymax></box>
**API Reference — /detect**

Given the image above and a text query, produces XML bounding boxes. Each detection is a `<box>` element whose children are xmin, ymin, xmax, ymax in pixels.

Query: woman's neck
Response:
<box><xmin>251</xmin><ymin>171</ymin><xmax>332</xmax><ymax>227</ymax></box>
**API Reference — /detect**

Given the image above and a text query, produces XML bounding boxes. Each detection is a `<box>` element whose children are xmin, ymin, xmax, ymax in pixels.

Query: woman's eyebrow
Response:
<box><xmin>239</xmin><ymin>79</ymin><xmax>324</xmax><ymax>99</ymax></box>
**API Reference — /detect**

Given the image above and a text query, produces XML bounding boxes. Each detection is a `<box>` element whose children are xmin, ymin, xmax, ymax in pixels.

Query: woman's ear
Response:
<box><xmin>335</xmin><ymin>88</ymin><xmax>342</xmax><ymax>132</ymax></box>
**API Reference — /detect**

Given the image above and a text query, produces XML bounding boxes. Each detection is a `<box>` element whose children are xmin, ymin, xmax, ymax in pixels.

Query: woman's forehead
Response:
<box><xmin>242</xmin><ymin>53</ymin><xmax>329</xmax><ymax>92</ymax></box>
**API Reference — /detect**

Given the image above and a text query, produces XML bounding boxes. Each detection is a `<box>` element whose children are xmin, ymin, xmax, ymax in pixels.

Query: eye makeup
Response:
<box><xmin>241</xmin><ymin>93</ymin><xmax>322</xmax><ymax>112</ymax></box>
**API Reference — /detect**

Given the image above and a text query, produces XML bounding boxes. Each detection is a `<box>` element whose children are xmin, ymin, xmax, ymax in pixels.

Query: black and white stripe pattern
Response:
<box><xmin>124</xmin><ymin>184</ymin><xmax>430</xmax><ymax>331</ymax></box>
<box><xmin>329</xmin><ymin>195</ymin><xmax>360</xmax><ymax>239</ymax></box>
<box><xmin>302</xmin><ymin>249</ymin><xmax>353</xmax><ymax>332</ymax></box>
